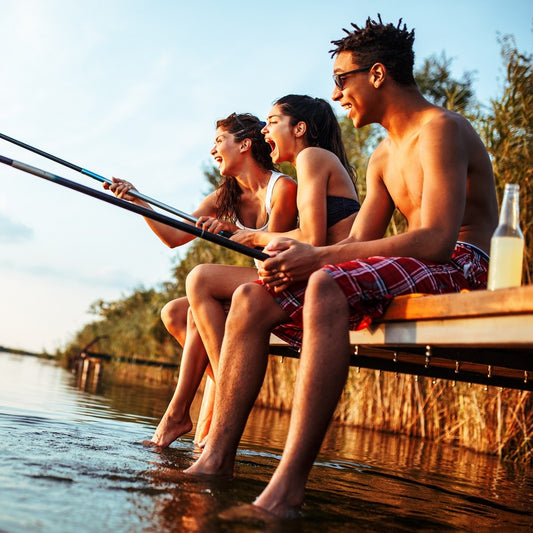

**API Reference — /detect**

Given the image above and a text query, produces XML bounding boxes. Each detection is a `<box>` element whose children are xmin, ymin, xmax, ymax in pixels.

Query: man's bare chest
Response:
<box><xmin>382</xmin><ymin>147</ymin><xmax>423</xmax><ymax>215</ymax></box>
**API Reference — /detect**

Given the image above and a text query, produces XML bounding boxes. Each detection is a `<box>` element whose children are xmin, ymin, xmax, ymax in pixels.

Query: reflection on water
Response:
<box><xmin>0</xmin><ymin>352</ymin><xmax>531</xmax><ymax>532</ymax></box>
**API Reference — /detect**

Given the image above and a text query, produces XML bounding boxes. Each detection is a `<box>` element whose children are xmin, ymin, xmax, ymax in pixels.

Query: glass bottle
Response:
<box><xmin>487</xmin><ymin>183</ymin><xmax>524</xmax><ymax>290</ymax></box>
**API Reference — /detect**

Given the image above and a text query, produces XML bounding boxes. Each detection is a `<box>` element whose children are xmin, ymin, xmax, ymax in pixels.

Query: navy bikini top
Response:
<box><xmin>327</xmin><ymin>196</ymin><xmax>360</xmax><ymax>227</ymax></box>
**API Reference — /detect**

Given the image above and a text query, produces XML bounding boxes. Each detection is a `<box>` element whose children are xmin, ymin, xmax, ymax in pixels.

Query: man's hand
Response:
<box><xmin>258</xmin><ymin>237</ymin><xmax>322</xmax><ymax>292</ymax></box>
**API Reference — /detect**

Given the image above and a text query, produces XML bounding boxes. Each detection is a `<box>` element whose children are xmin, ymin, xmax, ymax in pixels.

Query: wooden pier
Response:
<box><xmin>269</xmin><ymin>285</ymin><xmax>533</xmax><ymax>391</ymax></box>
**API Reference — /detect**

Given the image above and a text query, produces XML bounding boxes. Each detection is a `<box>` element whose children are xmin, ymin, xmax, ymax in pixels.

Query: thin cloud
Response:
<box><xmin>0</xmin><ymin>213</ymin><xmax>34</xmax><ymax>243</ymax></box>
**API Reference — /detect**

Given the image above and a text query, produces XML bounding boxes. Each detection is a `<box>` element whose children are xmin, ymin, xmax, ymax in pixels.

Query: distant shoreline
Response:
<box><xmin>0</xmin><ymin>346</ymin><xmax>52</xmax><ymax>358</ymax></box>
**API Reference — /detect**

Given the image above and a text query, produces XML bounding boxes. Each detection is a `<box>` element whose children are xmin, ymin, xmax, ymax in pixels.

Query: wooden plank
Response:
<box><xmin>349</xmin><ymin>313</ymin><xmax>533</xmax><ymax>347</ymax></box>
<box><xmin>270</xmin><ymin>312</ymin><xmax>533</xmax><ymax>349</ymax></box>
<box><xmin>268</xmin><ymin>285</ymin><xmax>533</xmax><ymax>389</ymax></box>
<box><xmin>381</xmin><ymin>285</ymin><xmax>533</xmax><ymax>322</ymax></box>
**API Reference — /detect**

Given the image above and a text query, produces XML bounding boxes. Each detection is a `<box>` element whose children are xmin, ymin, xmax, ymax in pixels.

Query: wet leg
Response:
<box><xmin>150</xmin><ymin>301</ymin><xmax>209</xmax><ymax>448</ymax></box>
<box><xmin>253</xmin><ymin>271</ymin><xmax>351</xmax><ymax>518</ymax></box>
<box><xmin>185</xmin><ymin>282</ymin><xmax>288</xmax><ymax>476</ymax></box>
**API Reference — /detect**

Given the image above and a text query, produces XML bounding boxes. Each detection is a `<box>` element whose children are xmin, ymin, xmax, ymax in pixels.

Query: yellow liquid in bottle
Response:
<box><xmin>487</xmin><ymin>236</ymin><xmax>524</xmax><ymax>290</ymax></box>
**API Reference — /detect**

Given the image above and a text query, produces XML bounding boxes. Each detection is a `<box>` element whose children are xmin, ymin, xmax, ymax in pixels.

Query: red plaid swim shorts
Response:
<box><xmin>261</xmin><ymin>242</ymin><xmax>489</xmax><ymax>349</ymax></box>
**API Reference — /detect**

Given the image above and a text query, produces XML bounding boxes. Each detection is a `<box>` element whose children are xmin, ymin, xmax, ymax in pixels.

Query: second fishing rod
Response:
<box><xmin>0</xmin><ymin>153</ymin><xmax>269</xmax><ymax>262</ymax></box>
<box><xmin>0</xmin><ymin>131</ymin><xmax>232</xmax><ymax>237</ymax></box>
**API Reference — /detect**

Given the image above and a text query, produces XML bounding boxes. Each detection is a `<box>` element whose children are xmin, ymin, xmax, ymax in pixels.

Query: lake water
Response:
<box><xmin>0</xmin><ymin>352</ymin><xmax>531</xmax><ymax>532</ymax></box>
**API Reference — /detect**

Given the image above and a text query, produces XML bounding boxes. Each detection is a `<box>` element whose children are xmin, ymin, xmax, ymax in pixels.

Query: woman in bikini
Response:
<box><xmin>167</xmin><ymin>94</ymin><xmax>360</xmax><ymax>449</ymax></box>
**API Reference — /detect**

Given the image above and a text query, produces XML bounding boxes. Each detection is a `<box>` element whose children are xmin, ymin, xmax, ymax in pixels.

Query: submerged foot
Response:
<box><xmin>252</xmin><ymin>500</ymin><xmax>303</xmax><ymax>520</ymax></box>
<box><xmin>146</xmin><ymin>412</ymin><xmax>193</xmax><ymax>450</ymax></box>
<box><xmin>253</xmin><ymin>483</ymin><xmax>304</xmax><ymax>520</ymax></box>
<box><xmin>184</xmin><ymin>450</ymin><xmax>234</xmax><ymax>478</ymax></box>
<box><xmin>218</xmin><ymin>503</ymin><xmax>297</xmax><ymax>525</ymax></box>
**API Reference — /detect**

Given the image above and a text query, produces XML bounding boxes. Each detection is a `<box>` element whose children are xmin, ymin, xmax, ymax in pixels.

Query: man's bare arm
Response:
<box><xmin>260</xmin><ymin>114</ymin><xmax>473</xmax><ymax>288</ymax></box>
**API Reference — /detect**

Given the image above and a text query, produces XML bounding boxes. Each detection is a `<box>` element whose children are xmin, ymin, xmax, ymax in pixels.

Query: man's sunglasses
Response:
<box><xmin>332</xmin><ymin>65</ymin><xmax>373</xmax><ymax>90</ymax></box>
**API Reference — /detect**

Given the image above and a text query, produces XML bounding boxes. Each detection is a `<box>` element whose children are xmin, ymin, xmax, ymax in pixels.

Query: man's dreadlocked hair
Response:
<box><xmin>330</xmin><ymin>15</ymin><xmax>416</xmax><ymax>86</ymax></box>
<box><xmin>215</xmin><ymin>112</ymin><xmax>275</xmax><ymax>223</ymax></box>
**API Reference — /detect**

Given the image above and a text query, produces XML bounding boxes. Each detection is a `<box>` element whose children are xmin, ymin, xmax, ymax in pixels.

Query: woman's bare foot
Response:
<box><xmin>147</xmin><ymin>411</ymin><xmax>193</xmax><ymax>449</ymax></box>
<box><xmin>196</xmin><ymin>436</ymin><xmax>208</xmax><ymax>449</ymax></box>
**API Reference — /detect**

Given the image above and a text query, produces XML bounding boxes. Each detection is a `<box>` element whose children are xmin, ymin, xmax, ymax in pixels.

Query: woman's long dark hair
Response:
<box><xmin>215</xmin><ymin>113</ymin><xmax>275</xmax><ymax>222</ymax></box>
<box><xmin>274</xmin><ymin>94</ymin><xmax>356</xmax><ymax>184</ymax></box>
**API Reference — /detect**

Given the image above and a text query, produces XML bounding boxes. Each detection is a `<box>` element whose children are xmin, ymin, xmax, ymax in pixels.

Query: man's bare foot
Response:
<box><xmin>148</xmin><ymin>412</ymin><xmax>193</xmax><ymax>449</ymax></box>
<box><xmin>253</xmin><ymin>485</ymin><xmax>304</xmax><ymax>520</ymax></box>
<box><xmin>183</xmin><ymin>449</ymin><xmax>234</xmax><ymax>478</ymax></box>
<box><xmin>218</xmin><ymin>503</ymin><xmax>298</xmax><ymax>524</ymax></box>
<box><xmin>252</xmin><ymin>499</ymin><xmax>302</xmax><ymax>520</ymax></box>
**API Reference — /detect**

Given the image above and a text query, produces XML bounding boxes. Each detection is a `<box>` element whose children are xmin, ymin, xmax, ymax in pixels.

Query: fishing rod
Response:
<box><xmin>0</xmin><ymin>154</ymin><xmax>269</xmax><ymax>261</ymax></box>
<box><xmin>0</xmin><ymin>132</ymin><xmax>197</xmax><ymax>224</ymax></box>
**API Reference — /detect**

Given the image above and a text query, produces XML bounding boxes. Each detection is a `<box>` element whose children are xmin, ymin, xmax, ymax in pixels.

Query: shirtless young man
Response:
<box><xmin>185</xmin><ymin>16</ymin><xmax>499</xmax><ymax>519</ymax></box>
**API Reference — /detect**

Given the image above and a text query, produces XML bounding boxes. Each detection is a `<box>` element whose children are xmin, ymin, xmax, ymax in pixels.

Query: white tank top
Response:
<box><xmin>235</xmin><ymin>171</ymin><xmax>291</xmax><ymax>231</ymax></box>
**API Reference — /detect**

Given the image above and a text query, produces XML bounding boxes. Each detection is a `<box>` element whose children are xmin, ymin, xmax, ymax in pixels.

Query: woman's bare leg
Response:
<box><xmin>186</xmin><ymin>264</ymin><xmax>259</xmax><ymax>376</ymax></box>
<box><xmin>194</xmin><ymin>376</ymin><xmax>215</xmax><ymax>446</ymax></box>
<box><xmin>161</xmin><ymin>296</ymin><xmax>189</xmax><ymax>346</ymax></box>
<box><xmin>184</xmin><ymin>265</ymin><xmax>260</xmax><ymax>448</ymax></box>
<box><xmin>150</xmin><ymin>298</ymin><xmax>210</xmax><ymax>448</ymax></box>
<box><xmin>185</xmin><ymin>282</ymin><xmax>288</xmax><ymax>476</ymax></box>
<box><xmin>152</xmin><ymin>265</ymin><xmax>259</xmax><ymax>449</ymax></box>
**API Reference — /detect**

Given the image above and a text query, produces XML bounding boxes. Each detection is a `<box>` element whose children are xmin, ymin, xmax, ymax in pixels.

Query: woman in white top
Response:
<box><xmin>105</xmin><ymin>113</ymin><xmax>298</xmax><ymax>447</ymax></box>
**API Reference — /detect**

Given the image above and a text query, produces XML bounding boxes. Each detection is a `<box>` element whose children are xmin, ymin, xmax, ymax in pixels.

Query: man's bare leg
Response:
<box><xmin>185</xmin><ymin>282</ymin><xmax>288</xmax><ymax>476</ymax></box>
<box><xmin>253</xmin><ymin>271</ymin><xmax>351</xmax><ymax>518</ymax></box>
<box><xmin>150</xmin><ymin>302</ymin><xmax>210</xmax><ymax>448</ymax></box>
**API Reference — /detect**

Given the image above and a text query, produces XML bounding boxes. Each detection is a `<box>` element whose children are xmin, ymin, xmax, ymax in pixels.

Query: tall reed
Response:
<box><xmin>256</xmin><ymin>360</ymin><xmax>532</xmax><ymax>464</ymax></box>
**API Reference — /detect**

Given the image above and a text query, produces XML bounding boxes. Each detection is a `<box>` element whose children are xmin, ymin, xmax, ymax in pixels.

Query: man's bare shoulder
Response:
<box><xmin>367</xmin><ymin>136</ymin><xmax>391</xmax><ymax>171</ymax></box>
<box><xmin>417</xmin><ymin>108</ymin><xmax>490</xmax><ymax>170</ymax></box>
<box><xmin>419</xmin><ymin>107</ymin><xmax>476</xmax><ymax>140</ymax></box>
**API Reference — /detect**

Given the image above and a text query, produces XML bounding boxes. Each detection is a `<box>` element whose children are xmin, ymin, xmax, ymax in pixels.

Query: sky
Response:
<box><xmin>0</xmin><ymin>0</ymin><xmax>531</xmax><ymax>353</ymax></box>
